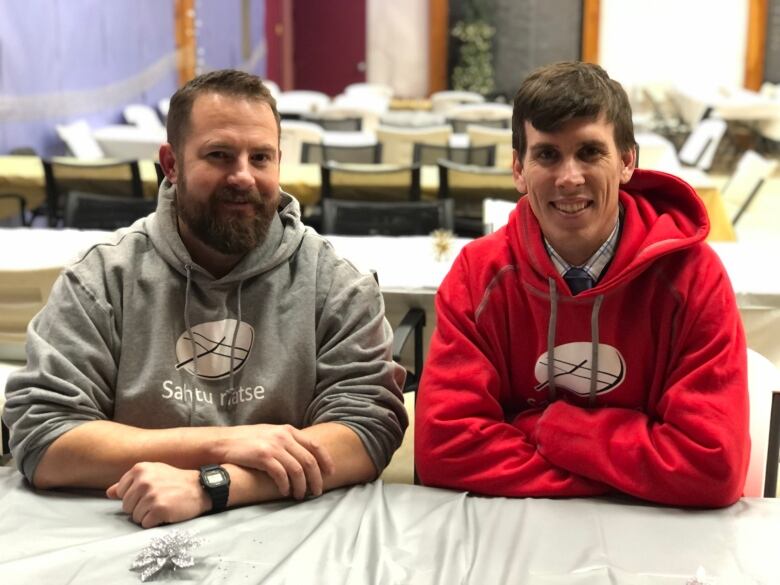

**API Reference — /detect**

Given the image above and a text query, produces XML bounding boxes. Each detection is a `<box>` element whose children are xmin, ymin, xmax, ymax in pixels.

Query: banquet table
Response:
<box><xmin>672</xmin><ymin>86</ymin><xmax>780</xmax><ymax>127</ymax></box>
<box><xmin>92</xmin><ymin>125</ymin><xmax>167</xmax><ymax>161</ymax></box>
<box><xmin>0</xmin><ymin>156</ymin><xmax>736</xmax><ymax>241</ymax></box>
<box><xmin>0</xmin><ymin>466</ymin><xmax>778</xmax><ymax>584</ymax></box>
<box><xmin>0</xmin><ymin>229</ymin><xmax>776</xmax><ymax>372</ymax></box>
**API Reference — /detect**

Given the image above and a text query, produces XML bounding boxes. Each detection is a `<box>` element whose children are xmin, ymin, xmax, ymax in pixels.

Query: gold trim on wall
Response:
<box><xmin>175</xmin><ymin>0</ymin><xmax>196</xmax><ymax>86</ymax></box>
<box><xmin>744</xmin><ymin>0</ymin><xmax>768</xmax><ymax>89</ymax></box>
<box><xmin>581</xmin><ymin>0</ymin><xmax>600</xmax><ymax>64</ymax></box>
<box><xmin>428</xmin><ymin>0</ymin><xmax>449</xmax><ymax>95</ymax></box>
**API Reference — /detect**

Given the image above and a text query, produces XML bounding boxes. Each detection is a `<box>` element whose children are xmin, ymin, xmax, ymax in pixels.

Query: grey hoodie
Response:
<box><xmin>3</xmin><ymin>181</ymin><xmax>408</xmax><ymax>481</ymax></box>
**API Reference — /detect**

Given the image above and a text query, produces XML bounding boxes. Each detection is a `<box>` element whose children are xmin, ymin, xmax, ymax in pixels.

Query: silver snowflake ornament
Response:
<box><xmin>131</xmin><ymin>530</ymin><xmax>203</xmax><ymax>582</ymax></box>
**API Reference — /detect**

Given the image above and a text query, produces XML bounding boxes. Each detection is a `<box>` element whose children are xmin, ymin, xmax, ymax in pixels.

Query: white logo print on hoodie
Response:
<box><xmin>175</xmin><ymin>319</ymin><xmax>255</xmax><ymax>379</ymax></box>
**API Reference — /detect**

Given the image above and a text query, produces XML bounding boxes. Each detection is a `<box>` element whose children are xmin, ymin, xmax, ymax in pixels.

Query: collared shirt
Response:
<box><xmin>544</xmin><ymin>211</ymin><xmax>622</xmax><ymax>283</ymax></box>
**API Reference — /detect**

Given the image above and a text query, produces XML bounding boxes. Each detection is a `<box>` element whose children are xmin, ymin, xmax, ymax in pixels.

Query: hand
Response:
<box><xmin>216</xmin><ymin>424</ymin><xmax>335</xmax><ymax>500</ymax></box>
<box><xmin>106</xmin><ymin>462</ymin><xmax>210</xmax><ymax>529</ymax></box>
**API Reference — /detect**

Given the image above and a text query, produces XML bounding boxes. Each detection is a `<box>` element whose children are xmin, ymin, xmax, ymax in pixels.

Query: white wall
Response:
<box><xmin>366</xmin><ymin>0</ymin><xmax>428</xmax><ymax>98</ymax></box>
<box><xmin>599</xmin><ymin>0</ymin><xmax>749</xmax><ymax>92</ymax></box>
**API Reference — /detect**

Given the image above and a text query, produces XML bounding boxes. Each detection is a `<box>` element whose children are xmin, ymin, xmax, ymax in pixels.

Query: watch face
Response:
<box><xmin>204</xmin><ymin>469</ymin><xmax>227</xmax><ymax>487</ymax></box>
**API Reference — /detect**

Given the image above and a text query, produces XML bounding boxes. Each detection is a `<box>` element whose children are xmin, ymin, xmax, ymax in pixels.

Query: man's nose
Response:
<box><xmin>555</xmin><ymin>157</ymin><xmax>586</xmax><ymax>189</ymax></box>
<box><xmin>227</xmin><ymin>156</ymin><xmax>254</xmax><ymax>189</ymax></box>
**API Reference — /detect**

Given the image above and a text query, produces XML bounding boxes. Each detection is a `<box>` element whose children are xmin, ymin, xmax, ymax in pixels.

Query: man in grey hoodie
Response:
<box><xmin>2</xmin><ymin>70</ymin><xmax>408</xmax><ymax>528</ymax></box>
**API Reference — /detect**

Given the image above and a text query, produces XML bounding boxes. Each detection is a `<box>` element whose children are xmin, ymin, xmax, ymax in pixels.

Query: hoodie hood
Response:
<box><xmin>504</xmin><ymin>168</ymin><xmax>711</xmax><ymax>404</ymax></box>
<box><xmin>147</xmin><ymin>178</ymin><xmax>306</xmax><ymax>283</ymax></box>
<box><xmin>507</xmin><ymin>168</ymin><xmax>710</xmax><ymax>294</ymax></box>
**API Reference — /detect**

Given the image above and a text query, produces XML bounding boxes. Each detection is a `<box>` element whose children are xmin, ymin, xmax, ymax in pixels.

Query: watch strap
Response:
<box><xmin>199</xmin><ymin>464</ymin><xmax>230</xmax><ymax>512</ymax></box>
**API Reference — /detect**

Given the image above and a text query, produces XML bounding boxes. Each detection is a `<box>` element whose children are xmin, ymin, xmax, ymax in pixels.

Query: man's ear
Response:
<box><xmin>158</xmin><ymin>143</ymin><xmax>178</xmax><ymax>184</ymax></box>
<box><xmin>620</xmin><ymin>145</ymin><xmax>637</xmax><ymax>184</ymax></box>
<box><xmin>512</xmin><ymin>149</ymin><xmax>527</xmax><ymax>194</ymax></box>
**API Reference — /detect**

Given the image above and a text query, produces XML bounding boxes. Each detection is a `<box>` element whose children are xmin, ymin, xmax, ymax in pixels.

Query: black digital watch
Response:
<box><xmin>199</xmin><ymin>464</ymin><xmax>230</xmax><ymax>512</ymax></box>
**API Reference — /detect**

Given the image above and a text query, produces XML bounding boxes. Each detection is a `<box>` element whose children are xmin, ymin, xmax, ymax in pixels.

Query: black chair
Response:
<box><xmin>1</xmin><ymin>418</ymin><xmax>9</xmax><ymax>456</ymax></box>
<box><xmin>412</xmin><ymin>143</ymin><xmax>496</xmax><ymax>166</ymax></box>
<box><xmin>301</xmin><ymin>115</ymin><xmax>363</xmax><ymax>132</ymax></box>
<box><xmin>438</xmin><ymin>159</ymin><xmax>518</xmax><ymax>237</ymax></box>
<box><xmin>42</xmin><ymin>158</ymin><xmax>144</xmax><ymax>227</ymax></box>
<box><xmin>301</xmin><ymin>143</ymin><xmax>383</xmax><ymax>164</ymax></box>
<box><xmin>321</xmin><ymin>162</ymin><xmax>421</xmax><ymax>202</ymax></box>
<box><xmin>322</xmin><ymin>198</ymin><xmax>454</xmax><ymax>236</ymax></box>
<box><xmin>154</xmin><ymin>161</ymin><xmax>166</xmax><ymax>186</ymax></box>
<box><xmin>446</xmin><ymin>117</ymin><xmax>509</xmax><ymax>134</ymax></box>
<box><xmin>64</xmin><ymin>191</ymin><xmax>156</xmax><ymax>230</ymax></box>
<box><xmin>393</xmin><ymin>308</ymin><xmax>426</xmax><ymax>396</ymax></box>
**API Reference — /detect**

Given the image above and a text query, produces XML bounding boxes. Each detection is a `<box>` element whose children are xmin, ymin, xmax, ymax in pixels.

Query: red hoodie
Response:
<box><xmin>415</xmin><ymin>169</ymin><xmax>749</xmax><ymax>507</ymax></box>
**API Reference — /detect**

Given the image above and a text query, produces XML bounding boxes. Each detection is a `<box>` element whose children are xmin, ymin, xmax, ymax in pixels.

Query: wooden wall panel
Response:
<box><xmin>428</xmin><ymin>0</ymin><xmax>449</xmax><ymax>95</ymax></box>
<box><xmin>745</xmin><ymin>0</ymin><xmax>768</xmax><ymax>89</ymax></box>
<box><xmin>581</xmin><ymin>0</ymin><xmax>600</xmax><ymax>63</ymax></box>
<box><xmin>175</xmin><ymin>0</ymin><xmax>196</xmax><ymax>86</ymax></box>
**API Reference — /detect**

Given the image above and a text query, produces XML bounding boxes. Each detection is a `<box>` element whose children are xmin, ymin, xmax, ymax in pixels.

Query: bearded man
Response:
<box><xmin>3</xmin><ymin>70</ymin><xmax>407</xmax><ymax>528</ymax></box>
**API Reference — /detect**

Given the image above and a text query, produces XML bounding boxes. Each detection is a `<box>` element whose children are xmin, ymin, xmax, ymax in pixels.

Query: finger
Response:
<box><xmin>262</xmin><ymin>458</ymin><xmax>291</xmax><ymax>497</ymax></box>
<box><xmin>285</xmin><ymin>440</ymin><xmax>324</xmax><ymax>497</ymax></box>
<box><xmin>111</xmin><ymin>469</ymin><xmax>136</xmax><ymax>499</ymax></box>
<box><xmin>131</xmin><ymin>492</ymin><xmax>156</xmax><ymax>526</ymax></box>
<box><xmin>106</xmin><ymin>482</ymin><xmax>119</xmax><ymax>499</ymax></box>
<box><xmin>275</xmin><ymin>449</ymin><xmax>308</xmax><ymax>500</ymax></box>
<box><xmin>140</xmin><ymin>507</ymin><xmax>163</xmax><ymax>529</ymax></box>
<box><xmin>120</xmin><ymin>479</ymin><xmax>146</xmax><ymax>516</ymax></box>
<box><xmin>289</xmin><ymin>428</ymin><xmax>335</xmax><ymax>477</ymax></box>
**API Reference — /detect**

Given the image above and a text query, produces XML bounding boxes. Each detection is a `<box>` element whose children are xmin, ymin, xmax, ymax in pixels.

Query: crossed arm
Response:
<box><xmin>34</xmin><ymin>419</ymin><xmax>376</xmax><ymax>528</ymax></box>
<box><xmin>415</xmin><ymin>251</ymin><xmax>749</xmax><ymax>507</ymax></box>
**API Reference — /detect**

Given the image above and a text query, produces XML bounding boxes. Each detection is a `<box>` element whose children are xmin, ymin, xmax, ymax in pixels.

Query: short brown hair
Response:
<box><xmin>166</xmin><ymin>69</ymin><xmax>280</xmax><ymax>152</ymax></box>
<box><xmin>511</xmin><ymin>61</ymin><xmax>635</xmax><ymax>158</ymax></box>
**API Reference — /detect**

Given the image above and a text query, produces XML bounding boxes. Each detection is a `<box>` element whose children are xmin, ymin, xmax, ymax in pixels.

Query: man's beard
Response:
<box><xmin>175</xmin><ymin>174</ymin><xmax>279</xmax><ymax>255</ymax></box>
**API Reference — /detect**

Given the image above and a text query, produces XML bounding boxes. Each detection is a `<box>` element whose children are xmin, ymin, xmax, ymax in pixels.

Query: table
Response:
<box><xmin>2</xmin><ymin>230</ymin><xmax>776</xmax><ymax>373</ymax></box>
<box><xmin>0</xmin><ymin>467</ymin><xmax>778</xmax><ymax>584</ymax></box>
<box><xmin>0</xmin><ymin>156</ymin><xmax>159</xmax><ymax>216</ymax></box>
<box><xmin>92</xmin><ymin>125</ymin><xmax>166</xmax><ymax>161</ymax></box>
<box><xmin>0</xmin><ymin>157</ymin><xmax>736</xmax><ymax>241</ymax></box>
<box><xmin>672</xmin><ymin>86</ymin><xmax>780</xmax><ymax>127</ymax></box>
<box><xmin>278</xmin><ymin>164</ymin><xmax>736</xmax><ymax>241</ymax></box>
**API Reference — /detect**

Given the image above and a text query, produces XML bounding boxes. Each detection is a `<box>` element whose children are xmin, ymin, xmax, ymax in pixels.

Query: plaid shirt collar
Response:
<box><xmin>545</xmin><ymin>209</ymin><xmax>622</xmax><ymax>282</ymax></box>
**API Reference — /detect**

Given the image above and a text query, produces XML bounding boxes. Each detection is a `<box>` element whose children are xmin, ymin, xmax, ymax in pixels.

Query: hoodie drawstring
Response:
<box><xmin>184</xmin><ymin>264</ymin><xmax>198</xmax><ymax>425</ymax></box>
<box><xmin>184</xmin><ymin>264</ymin><xmax>245</xmax><ymax>398</ymax></box>
<box><xmin>184</xmin><ymin>264</ymin><xmax>199</xmax><ymax>378</ymax></box>
<box><xmin>228</xmin><ymin>280</ymin><xmax>245</xmax><ymax>393</ymax></box>
<box><xmin>546</xmin><ymin>278</ymin><xmax>559</xmax><ymax>402</ymax></box>
<box><xmin>546</xmin><ymin>277</ymin><xmax>605</xmax><ymax>407</ymax></box>
<box><xmin>588</xmin><ymin>295</ymin><xmax>604</xmax><ymax>406</ymax></box>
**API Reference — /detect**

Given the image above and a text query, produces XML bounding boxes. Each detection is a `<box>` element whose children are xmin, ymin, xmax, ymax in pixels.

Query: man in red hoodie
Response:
<box><xmin>415</xmin><ymin>62</ymin><xmax>749</xmax><ymax>507</ymax></box>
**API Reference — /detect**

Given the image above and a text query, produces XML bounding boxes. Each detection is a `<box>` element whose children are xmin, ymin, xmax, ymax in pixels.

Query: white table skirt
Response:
<box><xmin>1</xmin><ymin>229</ymin><xmax>778</xmax><ymax>369</ymax></box>
<box><xmin>0</xmin><ymin>467</ymin><xmax>778</xmax><ymax>584</ymax></box>
<box><xmin>92</xmin><ymin>125</ymin><xmax>166</xmax><ymax>161</ymax></box>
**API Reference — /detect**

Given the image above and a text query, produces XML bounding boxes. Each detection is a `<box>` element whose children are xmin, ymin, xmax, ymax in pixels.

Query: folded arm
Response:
<box><xmin>41</xmin><ymin>419</ymin><xmax>375</xmax><ymax>527</ymax></box>
<box><xmin>534</xmin><ymin>256</ymin><xmax>750</xmax><ymax>507</ymax></box>
<box><xmin>415</xmin><ymin>256</ymin><xmax>609</xmax><ymax>497</ymax></box>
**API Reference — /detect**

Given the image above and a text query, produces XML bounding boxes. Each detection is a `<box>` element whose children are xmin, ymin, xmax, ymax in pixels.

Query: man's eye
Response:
<box><xmin>537</xmin><ymin>149</ymin><xmax>558</xmax><ymax>161</ymax></box>
<box><xmin>208</xmin><ymin>151</ymin><xmax>228</xmax><ymax>160</ymax></box>
<box><xmin>579</xmin><ymin>146</ymin><xmax>603</xmax><ymax>160</ymax></box>
<box><xmin>252</xmin><ymin>153</ymin><xmax>271</xmax><ymax>163</ymax></box>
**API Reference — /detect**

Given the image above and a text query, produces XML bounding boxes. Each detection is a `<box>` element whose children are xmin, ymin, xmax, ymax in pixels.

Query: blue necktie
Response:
<box><xmin>564</xmin><ymin>267</ymin><xmax>594</xmax><ymax>295</ymax></box>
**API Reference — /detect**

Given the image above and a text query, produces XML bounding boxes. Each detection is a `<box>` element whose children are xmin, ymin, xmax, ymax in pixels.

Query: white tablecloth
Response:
<box><xmin>673</xmin><ymin>86</ymin><xmax>780</xmax><ymax>126</ymax></box>
<box><xmin>92</xmin><ymin>125</ymin><xmax>166</xmax><ymax>160</ymax></box>
<box><xmin>0</xmin><ymin>467</ymin><xmax>778</xmax><ymax>584</ymax></box>
<box><xmin>2</xmin><ymin>229</ymin><xmax>778</xmax><ymax>368</ymax></box>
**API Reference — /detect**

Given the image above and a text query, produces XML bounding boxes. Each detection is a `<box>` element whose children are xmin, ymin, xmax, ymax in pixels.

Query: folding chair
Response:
<box><xmin>42</xmin><ymin>158</ymin><xmax>144</xmax><ymax>227</ymax></box>
<box><xmin>412</xmin><ymin>143</ymin><xmax>495</xmax><ymax>166</ymax></box>
<box><xmin>722</xmin><ymin>150</ymin><xmax>778</xmax><ymax>225</ymax></box>
<box><xmin>322</xmin><ymin>198</ymin><xmax>454</xmax><ymax>236</ymax></box>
